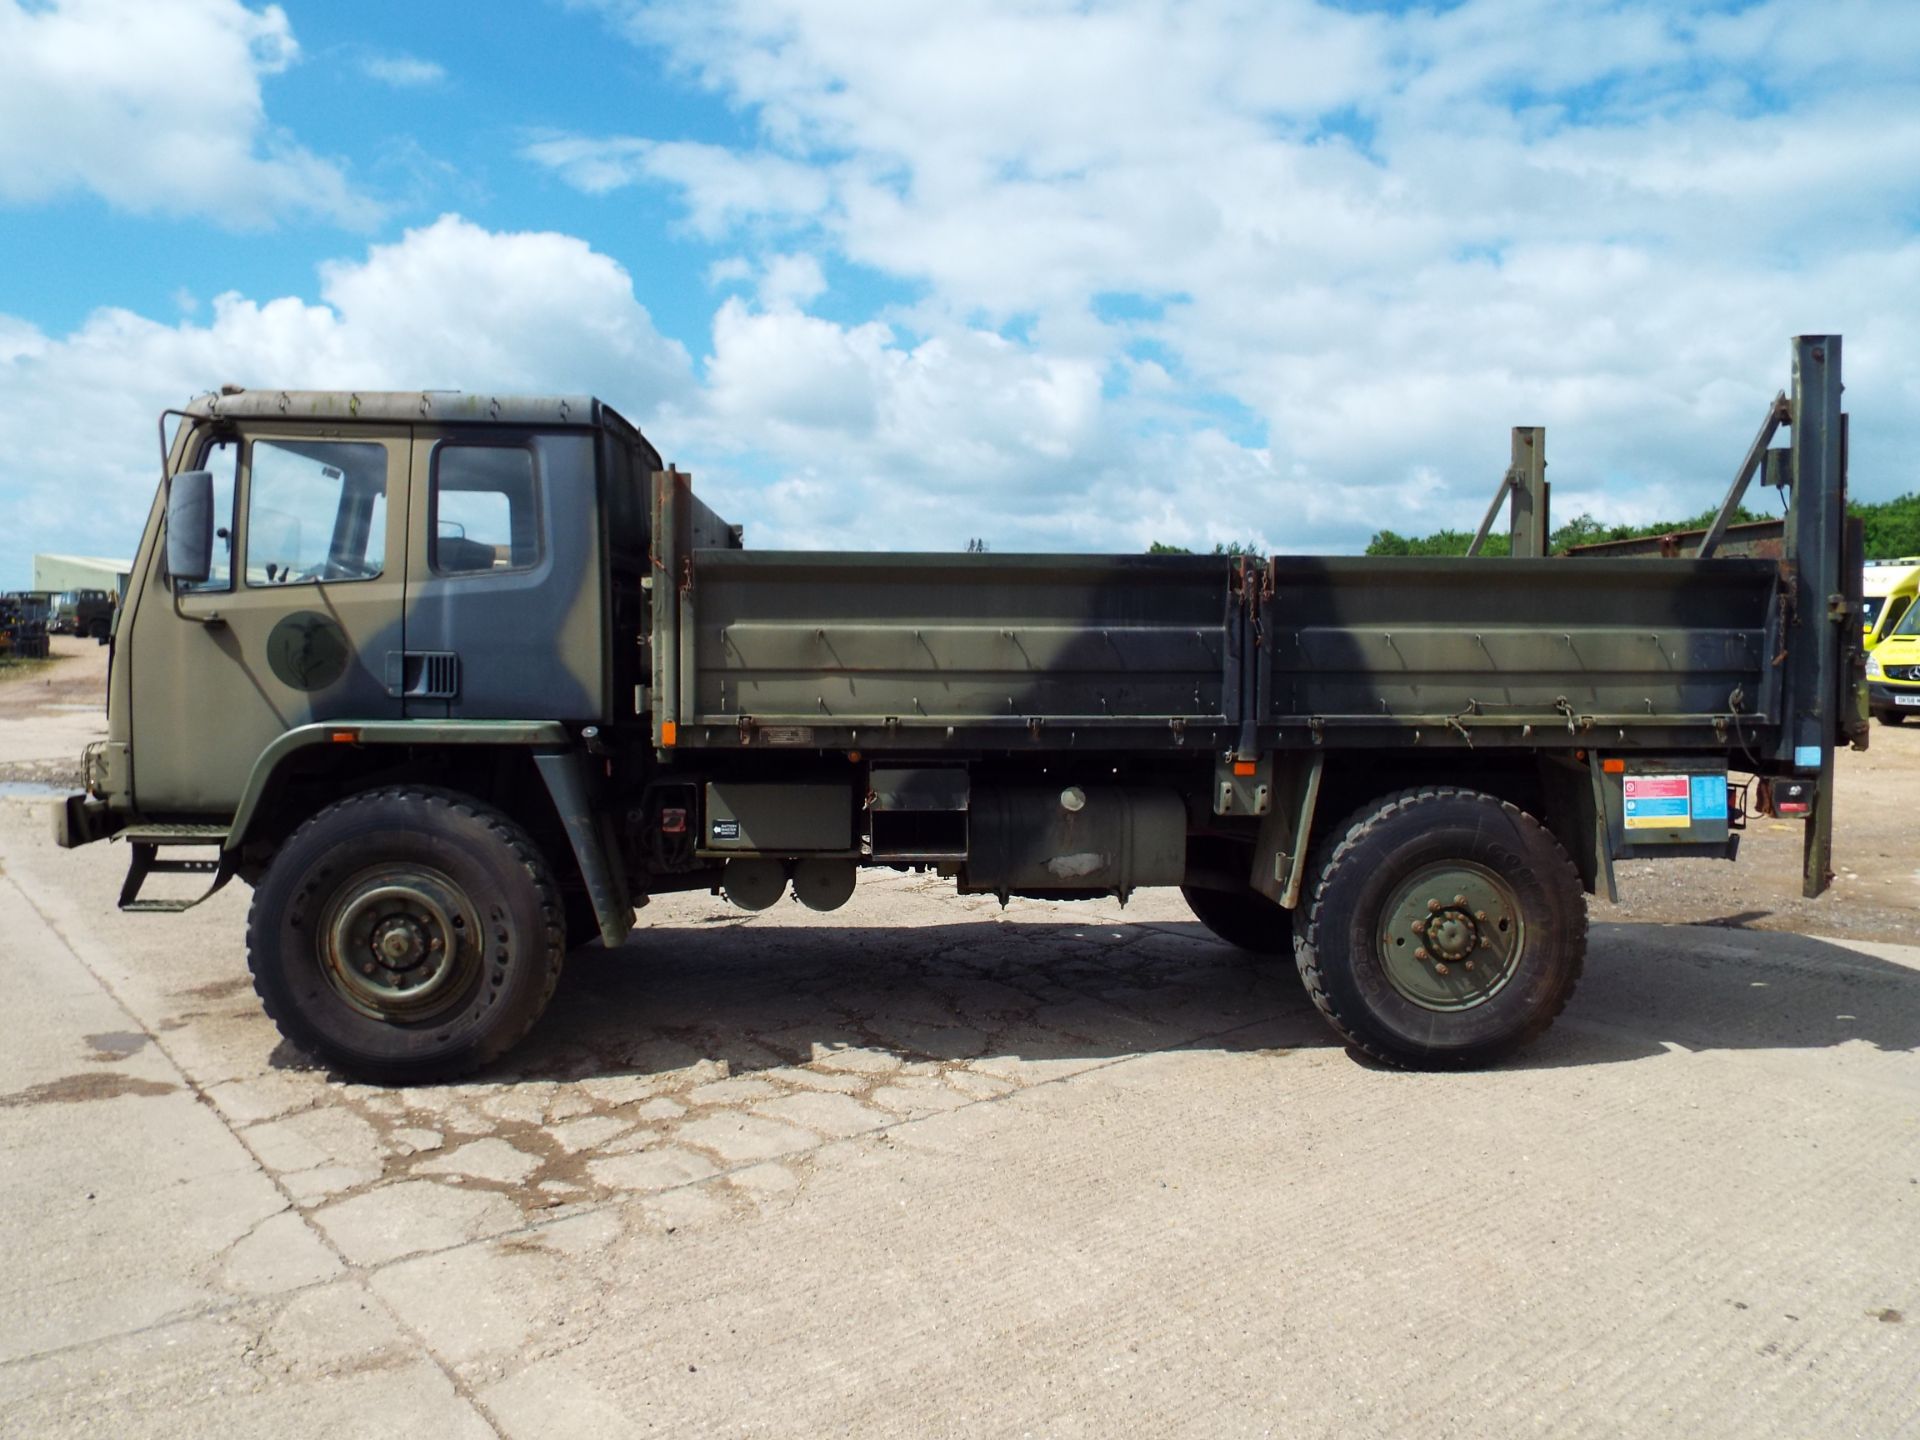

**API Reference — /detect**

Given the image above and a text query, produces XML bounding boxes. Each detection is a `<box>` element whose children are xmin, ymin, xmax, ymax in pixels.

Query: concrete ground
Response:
<box><xmin>1</xmin><ymin>639</ymin><xmax>1915</xmax><ymax>1438</ymax></box>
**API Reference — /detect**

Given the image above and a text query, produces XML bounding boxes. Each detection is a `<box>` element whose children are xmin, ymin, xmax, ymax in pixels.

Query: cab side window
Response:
<box><xmin>246</xmin><ymin>440</ymin><xmax>389</xmax><ymax>586</ymax></box>
<box><xmin>432</xmin><ymin>446</ymin><xmax>540</xmax><ymax>575</ymax></box>
<box><xmin>178</xmin><ymin>437</ymin><xmax>239</xmax><ymax>593</ymax></box>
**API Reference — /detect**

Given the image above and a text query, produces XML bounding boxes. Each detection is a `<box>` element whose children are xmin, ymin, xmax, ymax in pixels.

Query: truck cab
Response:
<box><xmin>72</xmin><ymin>390</ymin><xmax>658</xmax><ymax>816</ymax></box>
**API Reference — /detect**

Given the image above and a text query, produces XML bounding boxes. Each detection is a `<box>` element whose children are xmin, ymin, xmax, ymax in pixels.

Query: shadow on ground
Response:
<box><xmin>489</xmin><ymin>916</ymin><xmax>1320</xmax><ymax>1085</ymax></box>
<box><xmin>1515</xmin><ymin>920</ymin><xmax>1920</xmax><ymax>1070</ymax></box>
<box><xmin>314</xmin><ymin>912</ymin><xmax>1920</xmax><ymax>1086</ymax></box>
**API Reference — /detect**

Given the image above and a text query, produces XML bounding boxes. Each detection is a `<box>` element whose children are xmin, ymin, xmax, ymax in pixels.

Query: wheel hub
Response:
<box><xmin>319</xmin><ymin>867</ymin><xmax>478</xmax><ymax>1021</ymax></box>
<box><xmin>372</xmin><ymin>915</ymin><xmax>429</xmax><ymax>968</ymax></box>
<box><xmin>1378</xmin><ymin>865</ymin><xmax>1524</xmax><ymax>1011</ymax></box>
<box><xmin>1426</xmin><ymin>910</ymin><xmax>1476</xmax><ymax>960</ymax></box>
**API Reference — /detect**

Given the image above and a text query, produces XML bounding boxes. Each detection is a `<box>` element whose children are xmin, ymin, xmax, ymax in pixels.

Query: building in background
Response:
<box><xmin>32</xmin><ymin>554</ymin><xmax>132</xmax><ymax>596</ymax></box>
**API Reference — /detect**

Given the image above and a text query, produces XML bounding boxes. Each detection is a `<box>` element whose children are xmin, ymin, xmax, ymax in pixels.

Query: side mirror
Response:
<box><xmin>166</xmin><ymin>470</ymin><xmax>214</xmax><ymax>585</ymax></box>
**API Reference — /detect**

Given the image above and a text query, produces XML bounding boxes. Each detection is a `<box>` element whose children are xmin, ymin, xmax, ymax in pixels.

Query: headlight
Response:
<box><xmin>1866</xmin><ymin>653</ymin><xmax>1883</xmax><ymax>677</ymax></box>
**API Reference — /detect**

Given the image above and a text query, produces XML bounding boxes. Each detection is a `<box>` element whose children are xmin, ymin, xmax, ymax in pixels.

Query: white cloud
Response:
<box><xmin>313</xmin><ymin>216</ymin><xmax>693</xmax><ymax>397</ymax></box>
<box><xmin>698</xmin><ymin>302</ymin><xmax>1104</xmax><ymax>468</ymax></box>
<box><xmin>523</xmin><ymin>134</ymin><xmax>830</xmax><ymax>235</ymax></box>
<box><xmin>0</xmin><ymin>0</ymin><xmax>374</xmax><ymax>228</ymax></box>
<box><xmin>559</xmin><ymin>0</ymin><xmax>1920</xmax><ymax>551</ymax></box>
<box><xmin>0</xmin><ymin>216</ymin><xmax>693</xmax><ymax>583</ymax></box>
<box><xmin>11</xmin><ymin>0</ymin><xmax>1917</xmax><ymax>584</ymax></box>
<box><xmin>756</xmin><ymin>252</ymin><xmax>826</xmax><ymax>309</ymax></box>
<box><xmin>359</xmin><ymin>51</ymin><xmax>446</xmax><ymax>88</ymax></box>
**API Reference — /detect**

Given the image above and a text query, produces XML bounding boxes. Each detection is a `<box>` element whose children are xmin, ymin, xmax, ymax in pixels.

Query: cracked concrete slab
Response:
<box><xmin>0</xmin><ymin>1283</ymin><xmax>496</xmax><ymax>1440</ymax></box>
<box><xmin>750</xmin><ymin>1089</ymin><xmax>892</xmax><ymax>1137</ymax></box>
<box><xmin>310</xmin><ymin>1181</ymin><xmax>525</xmax><ymax>1268</ymax></box>
<box><xmin>584</xmin><ymin>1145</ymin><xmax>717</xmax><ymax>1193</ymax></box>
<box><xmin>415</xmin><ymin>1140</ymin><xmax>544</xmax><ymax>1186</ymax></box>
<box><xmin>4</xmin><ymin>696</ymin><xmax>1920</xmax><ymax>1437</ymax></box>
<box><xmin>673</xmin><ymin>1112</ymin><xmax>818</xmax><ymax>1163</ymax></box>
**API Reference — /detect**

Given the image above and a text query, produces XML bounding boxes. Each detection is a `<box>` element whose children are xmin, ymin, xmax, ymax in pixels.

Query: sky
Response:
<box><xmin>2</xmin><ymin>0</ymin><xmax>1918</xmax><ymax>585</ymax></box>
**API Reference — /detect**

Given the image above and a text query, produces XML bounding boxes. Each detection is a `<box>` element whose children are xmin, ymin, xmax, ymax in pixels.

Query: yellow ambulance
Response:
<box><xmin>1863</xmin><ymin>559</ymin><xmax>1920</xmax><ymax>650</ymax></box>
<box><xmin>1865</xmin><ymin>561</ymin><xmax>1920</xmax><ymax>723</ymax></box>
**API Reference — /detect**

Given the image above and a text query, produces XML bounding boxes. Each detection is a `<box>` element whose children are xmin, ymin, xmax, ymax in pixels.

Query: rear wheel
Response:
<box><xmin>1181</xmin><ymin>884</ymin><xmax>1293</xmax><ymax>955</ymax></box>
<box><xmin>247</xmin><ymin>787</ymin><xmax>564</xmax><ymax>1084</ymax></box>
<box><xmin>1296</xmin><ymin>788</ymin><xmax>1585</xmax><ymax>1068</ymax></box>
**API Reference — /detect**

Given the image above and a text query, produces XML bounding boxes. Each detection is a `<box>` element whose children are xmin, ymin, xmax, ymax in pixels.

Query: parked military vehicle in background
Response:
<box><xmin>0</xmin><ymin>592</ymin><xmax>52</xmax><ymax>660</ymax></box>
<box><xmin>47</xmin><ymin>588</ymin><xmax>116</xmax><ymax>642</ymax></box>
<box><xmin>55</xmin><ymin>338</ymin><xmax>1866</xmax><ymax>1084</ymax></box>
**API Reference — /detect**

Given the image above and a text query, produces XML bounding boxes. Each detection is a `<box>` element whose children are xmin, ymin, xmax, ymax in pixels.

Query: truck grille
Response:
<box><xmin>1884</xmin><ymin>665</ymin><xmax>1919</xmax><ymax>682</ymax></box>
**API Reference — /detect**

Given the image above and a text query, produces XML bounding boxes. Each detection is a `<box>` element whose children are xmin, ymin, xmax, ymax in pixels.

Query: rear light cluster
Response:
<box><xmin>1759</xmin><ymin>778</ymin><xmax>1814</xmax><ymax>818</ymax></box>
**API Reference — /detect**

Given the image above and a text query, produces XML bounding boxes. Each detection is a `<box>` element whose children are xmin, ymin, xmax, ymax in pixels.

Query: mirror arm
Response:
<box><xmin>168</xmin><ymin>578</ymin><xmax>225</xmax><ymax>628</ymax></box>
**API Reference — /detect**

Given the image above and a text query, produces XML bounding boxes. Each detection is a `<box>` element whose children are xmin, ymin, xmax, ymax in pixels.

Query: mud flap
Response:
<box><xmin>533</xmin><ymin>749</ymin><xmax>634</xmax><ymax>947</ymax></box>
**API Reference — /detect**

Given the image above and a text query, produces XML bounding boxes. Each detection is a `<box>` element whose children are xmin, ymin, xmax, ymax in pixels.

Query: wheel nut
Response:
<box><xmin>1479</xmin><ymin>936</ymin><xmax>1491</xmax><ymax>948</ymax></box>
<box><xmin>1434</xmin><ymin>963</ymin><xmax>1450</xmax><ymax>976</ymax></box>
<box><xmin>361</xmin><ymin>962</ymin><xmax>376</xmax><ymax>975</ymax></box>
<box><xmin>1411</xmin><ymin>920</ymin><xmax>1426</xmax><ymax>935</ymax></box>
<box><xmin>1427</xmin><ymin>899</ymin><xmax>1442</xmax><ymax>912</ymax></box>
<box><xmin>1475</xmin><ymin>910</ymin><xmax>1487</xmax><ymax>921</ymax></box>
<box><xmin>1464</xmin><ymin>960</ymin><xmax>1475</xmax><ymax>971</ymax></box>
<box><xmin>1453</xmin><ymin>894</ymin><xmax>1467</xmax><ymax>906</ymax></box>
<box><xmin>1414</xmin><ymin>948</ymin><xmax>1429</xmax><ymax>961</ymax></box>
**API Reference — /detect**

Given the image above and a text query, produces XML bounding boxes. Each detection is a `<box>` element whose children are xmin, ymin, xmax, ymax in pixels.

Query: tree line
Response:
<box><xmin>1362</xmin><ymin>490</ymin><xmax>1920</xmax><ymax>559</ymax></box>
<box><xmin>1147</xmin><ymin>491</ymin><xmax>1920</xmax><ymax>560</ymax></box>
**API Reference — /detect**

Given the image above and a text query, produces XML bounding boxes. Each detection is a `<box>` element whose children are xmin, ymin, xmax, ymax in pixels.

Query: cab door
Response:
<box><xmin>129</xmin><ymin>424</ymin><xmax>411</xmax><ymax>813</ymax></box>
<box><xmin>400</xmin><ymin>428</ymin><xmax>604</xmax><ymax>720</ymax></box>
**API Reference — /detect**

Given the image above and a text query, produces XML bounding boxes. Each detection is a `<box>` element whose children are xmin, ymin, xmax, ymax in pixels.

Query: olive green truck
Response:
<box><xmin>55</xmin><ymin>336</ymin><xmax>1867</xmax><ymax>1082</ymax></box>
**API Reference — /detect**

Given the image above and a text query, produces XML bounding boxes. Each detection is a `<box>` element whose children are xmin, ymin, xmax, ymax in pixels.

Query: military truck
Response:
<box><xmin>0</xmin><ymin>592</ymin><xmax>52</xmax><ymax>660</ymax></box>
<box><xmin>55</xmin><ymin>337</ymin><xmax>1865</xmax><ymax>1083</ymax></box>
<box><xmin>48</xmin><ymin>588</ymin><xmax>116</xmax><ymax>642</ymax></box>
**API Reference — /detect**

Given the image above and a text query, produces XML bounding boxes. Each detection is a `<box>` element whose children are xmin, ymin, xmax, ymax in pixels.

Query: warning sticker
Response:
<box><xmin>711</xmin><ymin>818</ymin><xmax>741</xmax><ymax>841</ymax></box>
<box><xmin>1624</xmin><ymin>774</ymin><xmax>1690</xmax><ymax>829</ymax></box>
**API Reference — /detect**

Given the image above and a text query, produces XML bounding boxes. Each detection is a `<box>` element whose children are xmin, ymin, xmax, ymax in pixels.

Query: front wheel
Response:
<box><xmin>1296</xmin><ymin>788</ymin><xmax>1586</xmax><ymax>1068</ymax></box>
<box><xmin>1876</xmin><ymin>710</ymin><xmax>1907</xmax><ymax>726</ymax></box>
<box><xmin>247</xmin><ymin>787</ymin><xmax>564</xmax><ymax>1084</ymax></box>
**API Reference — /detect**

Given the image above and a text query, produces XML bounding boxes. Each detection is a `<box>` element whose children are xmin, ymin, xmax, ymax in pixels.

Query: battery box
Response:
<box><xmin>1600</xmin><ymin>757</ymin><xmax>1740</xmax><ymax>860</ymax></box>
<box><xmin>700</xmin><ymin>783</ymin><xmax>854</xmax><ymax>856</ymax></box>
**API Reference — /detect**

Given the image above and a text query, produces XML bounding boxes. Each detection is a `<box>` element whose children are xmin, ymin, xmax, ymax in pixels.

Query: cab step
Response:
<box><xmin>117</xmin><ymin>825</ymin><xmax>236</xmax><ymax>914</ymax></box>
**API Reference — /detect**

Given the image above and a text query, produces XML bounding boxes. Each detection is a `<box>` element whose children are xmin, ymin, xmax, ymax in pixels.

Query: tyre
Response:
<box><xmin>247</xmin><ymin>787</ymin><xmax>564</xmax><ymax>1084</ymax></box>
<box><xmin>1181</xmin><ymin>884</ymin><xmax>1293</xmax><ymax>955</ymax></box>
<box><xmin>1296</xmin><ymin>787</ymin><xmax>1585</xmax><ymax>1068</ymax></box>
<box><xmin>1876</xmin><ymin>709</ymin><xmax>1906</xmax><ymax>726</ymax></box>
<box><xmin>89</xmin><ymin>619</ymin><xmax>109</xmax><ymax>642</ymax></box>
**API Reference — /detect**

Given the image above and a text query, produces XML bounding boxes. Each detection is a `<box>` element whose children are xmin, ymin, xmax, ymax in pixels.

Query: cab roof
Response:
<box><xmin>185</xmin><ymin>388</ymin><xmax>632</xmax><ymax>434</ymax></box>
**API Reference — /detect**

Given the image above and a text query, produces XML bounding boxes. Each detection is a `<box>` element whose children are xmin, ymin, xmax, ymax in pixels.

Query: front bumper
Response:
<box><xmin>53</xmin><ymin>792</ymin><xmax>124</xmax><ymax>849</ymax></box>
<box><xmin>1868</xmin><ymin>681</ymin><xmax>1920</xmax><ymax>713</ymax></box>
